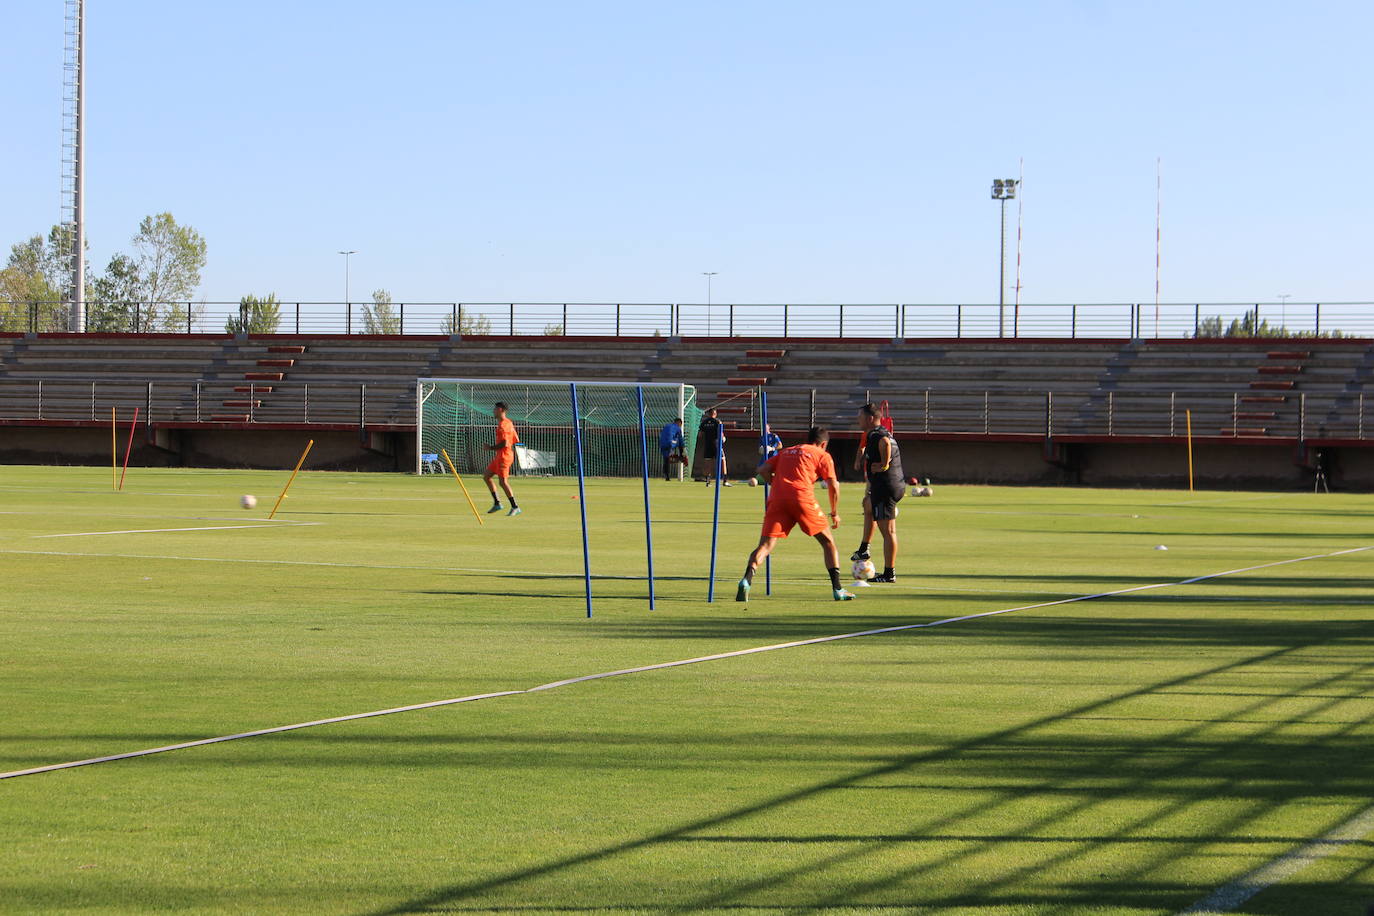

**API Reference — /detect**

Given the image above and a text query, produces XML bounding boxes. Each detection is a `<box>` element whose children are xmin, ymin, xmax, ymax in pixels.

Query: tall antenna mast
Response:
<box><xmin>62</xmin><ymin>0</ymin><xmax>86</xmax><ymax>332</ymax></box>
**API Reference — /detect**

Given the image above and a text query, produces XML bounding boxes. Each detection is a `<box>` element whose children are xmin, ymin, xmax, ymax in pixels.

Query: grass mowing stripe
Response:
<box><xmin>1177</xmin><ymin>804</ymin><xmax>1374</xmax><ymax>914</ymax></box>
<box><xmin>31</xmin><ymin>524</ymin><xmax>320</xmax><ymax>538</ymax></box>
<box><xmin>5</xmin><ymin>543</ymin><xmax>1368</xmax><ymax>784</ymax></box>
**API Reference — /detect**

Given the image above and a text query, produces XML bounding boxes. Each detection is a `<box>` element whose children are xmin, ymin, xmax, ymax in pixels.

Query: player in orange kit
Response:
<box><xmin>736</xmin><ymin>425</ymin><xmax>854</xmax><ymax>602</ymax></box>
<box><xmin>483</xmin><ymin>402</ymin><xmax>522</xmax><ymax>516</ymax></box>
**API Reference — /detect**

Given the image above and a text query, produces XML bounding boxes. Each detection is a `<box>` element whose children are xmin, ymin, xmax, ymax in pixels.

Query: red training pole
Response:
<box><xmin>119</xmin><ymin>407</ymin><xmax>140</xmax><ymax>491</ymax></box>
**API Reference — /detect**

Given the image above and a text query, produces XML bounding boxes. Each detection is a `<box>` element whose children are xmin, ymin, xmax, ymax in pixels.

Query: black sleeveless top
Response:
<box><xmin>863</xmin><ymin>426</ymin><xmax>905</xmax><ymax>491</ymax></box>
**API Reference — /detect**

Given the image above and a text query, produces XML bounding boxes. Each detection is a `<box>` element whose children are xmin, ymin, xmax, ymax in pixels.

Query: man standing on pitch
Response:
<box><xmin>852</xmin><ymin>402</ymin><xmax>904</xmax><ymax>581</ymax></box>
<box><xmin>737</xmin><ymin>425</ymin><xmax>854</xmax><ymax>602</ymax></box>
<box><xmin>698</xmin><ymin>408</ymin><xmax>731</xmax><ymax>486</ymax></box>
<box><xmin>659</xmin><ymin>416</ymin><xmax>685</xmax><ymax>481</ymax></box>
<box><xmin>483</xmin><ymin>402</ymin><xmax>521</xmax><ymax>516</ymax></box>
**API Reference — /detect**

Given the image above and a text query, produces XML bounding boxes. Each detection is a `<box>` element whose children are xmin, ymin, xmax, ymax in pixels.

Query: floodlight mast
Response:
<box><xmin>991</xmin><ymin>178</ymin><xmax>1018</xmax><ymax>337</ymax></box>
<box><xmin>63</xmin><ymin>0</ymin><xmax>86</xmax><ymax>332</ymax></box>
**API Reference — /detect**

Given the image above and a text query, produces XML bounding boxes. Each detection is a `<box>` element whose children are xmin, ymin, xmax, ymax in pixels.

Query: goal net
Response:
<box><xmin>416</xmin><ymin>378</ymin><xmax>704</xmax><ymax>477</ymax></box>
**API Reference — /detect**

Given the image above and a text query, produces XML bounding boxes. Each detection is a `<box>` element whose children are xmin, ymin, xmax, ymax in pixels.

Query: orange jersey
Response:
<box><xmin>763</xmin><ymin>444</ymin><xmax>836</xmax><ymax>502</ymax></box>
<box><xmin>494</xmin><ymin>417</ymin><xmax>519</xmax><ymax>451</ymax></box>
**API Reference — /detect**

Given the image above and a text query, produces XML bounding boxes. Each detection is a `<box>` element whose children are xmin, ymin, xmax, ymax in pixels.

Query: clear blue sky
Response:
<box><xmin>4</xmin><ymin>1</ymin><xmax>1371</xmax><ymax>306</ymax></box>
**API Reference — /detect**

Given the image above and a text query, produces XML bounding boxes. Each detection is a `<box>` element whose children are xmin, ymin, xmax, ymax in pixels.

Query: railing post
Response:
<box><xmin>983</xmin><ymin>390</ymin><xmax>989</xmax><ymax>434</ymax></box>
<box><xmin>956</xmin><ymin>305</ymin><xmax>963</xmax><ymax>338</ymax></box>
<box><xmin>1360</xmin><ymin>392</ymin><xmax>1365</xmax><ymax>439</ymax></box>
<box><xmin>304</xmin><ymin>382</ymin><xmax>309</xmax><ymax>423</ymax></box>
<box><xmin>1233</xmin><ymin>392</ymin><xmax>1239</xmax><ymax>436</ymax></box>
<box><xmin>1193</xmin><ymin>303</ymin><xmax>1200</xmax><ymax>337</ymax></box>
<box><xmin>1071</xmin><ymin>304</ymin><xmax>1077</xmax><ymax>338</ymax></box>
<box><xmin>399</xmin><ymin>302</ymin><xmax>405</xmax><ymax>335</ymax></box>
<box><xmin>809</xmin><ymin>388</ymin><xmax>816</xmax><ymax>427</ymax></box>
<box><xmin>1107</xmin><ymin>391</ymin><xmax>1114</xmax><ymax>436</ymax></box>
<box><xmin>249</xmin><ymin>381</ymin><xmax>255</xmax><ymax>423</ymax></box>
<box><xmin>783</xmin><ymin>304</ymin><xmax>789</xmax><ymax>338</ymax></box>
<box><xmin>1314</xmin><ymin>303</ymin><xmax>1321</xmax><ymax>336</ymax></box>
<box><xmin>345</xmin><ymin>301</ymin><xmax>351</xmax><ymax>335</ymax></box>
<box><xmin>295</xmin><ymin>301</ymin><xmax>301</xmax><ymax>334</ymax></box>
<box><xmin>134</xmin><ymin>302</ymin><xmax>141</xmax><ymax>333</ymax></box>
<box><xmin>838</xmin><ymin>304</ymin><xmax>844</xmax><ymax>338</ymax></box>
<box><xmin>1170</xmin><ymin>391</ymin><xmax>1176</xmax><ymax>437</ymax></box>
<box><xmin>563</xmin><ymin>303</ymin><xmax>569</xmax><ymax>335</ymax></box>
<box><xmin>457</xmin><ymin>304</ymin><xmax>464</xmax><ymax>335</ymax></box>
<box><xmin>923</xmin><ymin>388</ymin><xmax>930</xmax><ymax>433</ymax></box>
<box><xmin>895</xmin><ymin>304</ymin><xmax>902</xmax><ymax>339</ymax></box>
<box><xmin>37</xmin><ymin>380</ymin><xmax>43</xmax><ymax>420</ymax></box>
<box><xmin>146</xmin><ymin>381</ymin><xmax>153</xmax><ymax>425</ymax></box>
<box><xmin>359</xmin><ymin>383</ymin><xmax>367</xmax><ymax>429</ymax></box>
<box><xmin>1299</xmin><ymin>392</ymin><xmax>1306</xmax><ymax>440</ymax></box>
<box><xmin>195</xmin><ymin>381</ymin><xmax>201</xmax><ymax>422</ymax></box>
<box><xmin>187</xmin><ymin>303</ymin><xmax>192</xmax><ymax>334</ymax></box>
<box><xmin>1045</xmin><ymin>391</ymin><xmax>1053</xmax><ymax>437</ymax></box>
<box><xmin>509</xmin><ymin>303</ymin><xmax>515</xmax><ymax>336</ymax></box>
<box><xmin>728</xmin><ymin>304</ymin><xmax>734</xmax><ymax>337</ymax></box>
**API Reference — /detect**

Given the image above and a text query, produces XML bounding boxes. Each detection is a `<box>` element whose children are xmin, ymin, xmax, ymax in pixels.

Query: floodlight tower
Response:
<box><xmin>991</xmin><ymin>177</ymin><xmax>1018</xmax><ymax>337</ymax></box>
<box><xmin>61</xmin><ymin>0</ymin><xmax>86</xmax><ymax>332</ymax></box>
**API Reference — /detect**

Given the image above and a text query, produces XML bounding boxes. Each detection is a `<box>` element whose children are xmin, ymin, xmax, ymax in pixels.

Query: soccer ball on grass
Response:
<box><xmin>851</xmin><ymin>559</ymin><xmax>876</xmax><ymax>581</ymax></box>
<box><xmin>240</xmin><ymin>494</ymin><xmax>257</xmax><ymax>509</ymax></box>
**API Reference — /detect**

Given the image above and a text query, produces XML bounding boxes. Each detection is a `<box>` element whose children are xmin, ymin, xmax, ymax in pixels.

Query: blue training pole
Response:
<box><xmin>707</xmin><ymin>420</ymin><xmax>723</xmax><ymax>602</ymax></box>
<box><xmin>570</xmin><ymin>383</ymin><xmax>593</xmax><ymax>618</ymax></box>
<box><xmin>636</xmin><ymin>386</ymin><xmax>655</xmax><ymax>610</ymax></box>
<box><xmin>760</xmin><ymin>390</ymin><xmax>772</xmax><ymax>596</ymax></box>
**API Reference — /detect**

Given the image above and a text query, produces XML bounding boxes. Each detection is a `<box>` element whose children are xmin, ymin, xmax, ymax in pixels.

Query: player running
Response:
<box><xmin>737</xmin><ymin>425</ymin><xmax>855</xmax><ymax>603</ymax></box>
<box><xmin>483</xmin><ymin>402</ymin><xmax>522</xmax><ymax>516</ymax></box>
<box><xmin>851</xmin><ymin>402</ymin><xmax>905</xmax><ymax>581</ymax></box>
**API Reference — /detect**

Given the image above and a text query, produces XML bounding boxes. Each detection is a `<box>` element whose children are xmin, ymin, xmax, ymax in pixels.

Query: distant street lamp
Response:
<box><xmin>702</xmin><ymin>272</ymin><xmax>719</xmax><ymax>336</ymax></box>
<box><xmin>991</xmin><ymin>178</ymin><xmax>1019</xmax><ymax>337</ymax></box>
<box><xmin>339</xmin><ymin>250</ymin><xmax>357</xmax><ymax>304</ymax></box>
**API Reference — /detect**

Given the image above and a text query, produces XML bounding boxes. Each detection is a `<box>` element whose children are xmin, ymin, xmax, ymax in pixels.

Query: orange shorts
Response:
<box><xmin>486</xmin><ymin>453</ymin><xmax>514</xmax><ymax>478</ymax></box>
<box><xmin>761</xmin><ymin>497</ymin><xmax>828</xmax><ymax>539</ymax></box>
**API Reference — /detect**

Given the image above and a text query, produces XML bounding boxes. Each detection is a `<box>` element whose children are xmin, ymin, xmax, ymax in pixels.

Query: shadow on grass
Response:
<box><xmin>351</xmin><ymin>631</ymin><xmax>1374</xmax><ymax>916</ymax></box>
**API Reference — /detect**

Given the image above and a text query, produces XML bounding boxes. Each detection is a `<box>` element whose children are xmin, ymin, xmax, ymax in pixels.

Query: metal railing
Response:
<box><xmin>4</xmin><ymin>300</ymin><xmax>1371</xmax><ymax>339</ymax></box>
<box><xmin>2</xmin><ymin>378</ymin><xmax>1366</xmax><ymax>441</ymax></box>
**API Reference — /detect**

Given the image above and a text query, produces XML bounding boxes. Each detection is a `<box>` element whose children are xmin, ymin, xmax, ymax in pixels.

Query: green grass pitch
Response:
<box><xmin>1</xmin><ymin>465</ymin><xmax>1371</xmax><ymax>915</ymax></box>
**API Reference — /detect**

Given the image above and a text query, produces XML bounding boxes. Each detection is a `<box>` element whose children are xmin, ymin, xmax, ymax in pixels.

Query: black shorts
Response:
<box><xmin>867</xmin><ymin>483</ymin><xmax>905</xmax><ymax>521</ymax></box>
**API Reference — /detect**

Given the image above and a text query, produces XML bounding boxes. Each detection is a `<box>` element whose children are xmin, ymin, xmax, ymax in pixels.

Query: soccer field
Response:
<box><xmin>1</xmin><ymin>466</ymin><xmax>1371</xmax><ymax>915</ymax></box>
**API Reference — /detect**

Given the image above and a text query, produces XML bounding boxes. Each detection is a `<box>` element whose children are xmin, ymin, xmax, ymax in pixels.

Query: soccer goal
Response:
<box><xmin>415</xmin><ymin>378</ymin><xmax>703</xmax><ymax>478</ymax></box>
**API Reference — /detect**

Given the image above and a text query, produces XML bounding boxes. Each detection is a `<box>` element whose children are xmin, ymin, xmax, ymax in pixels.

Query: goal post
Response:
<box><xmin>415</xmin><ymin>378</ymin><xmax>703</xmax><ymax>478</ymax></box>
<box><xmin>415</xmin><ymin>377</ymin><xmax>704</xmax><ymax>617</ymax></box>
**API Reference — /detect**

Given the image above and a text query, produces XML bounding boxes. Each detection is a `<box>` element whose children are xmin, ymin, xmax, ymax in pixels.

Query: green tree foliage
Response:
<box><xmin>441</xmin><ymin>308</ymin><xmax>493</xmax><ymax>336</ymax></box>
<box><xmin>87</xmin><ymin>253</ymin><xmax>143</xmax><ymax>331</ymax></box>
<box><xmin>1194</xmin><ymin>310</ymin><xmax>1343</xmax><ymax>339</ymax></box>
<box><xmin>225</xmin><ymin>294</ymin><xmax>282</xmax><ymax>334</ymax></box>
<box><xmin>363</xmin><ymin>289</ymin><xmax>401</xmax><ymax>334</ymax></box>
<box><xmin>0</xmin><ymin>229</ymin><xmax>78</xmax><ymax>332</ymax></box>
<box><xmin>126</xmin><ymin>213</ymin><xmax>207</xmax><ymax>331</ymax></box>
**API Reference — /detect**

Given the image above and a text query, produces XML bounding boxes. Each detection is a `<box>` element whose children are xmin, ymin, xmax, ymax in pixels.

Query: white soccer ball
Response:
<box><xmin>747</xmin><ymin>477</ymin><xmax>758</xmax><ymax>487</ymax></box>
<box><xmin>916</xmin><ymin>486</ymin><xmax>933</xmax><ymax>497</ymax></box>
<box><xmin>241</xmin><ymin>494</ymin><xmax>257</xmax><ymax>509</ymax></box>
<box><xmin>851</xmin><ymin>559</ymin><xmax>876</xmax><ymax>581</ymax></box>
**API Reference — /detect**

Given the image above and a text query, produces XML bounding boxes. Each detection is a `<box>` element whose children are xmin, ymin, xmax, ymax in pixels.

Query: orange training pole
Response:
<box><xmin>268</xmin><ymin>439</ymin><xmax>314</xmax><ymax>519</ymax></box>
<box><xmin>118</xmin><ymin>407</ymin><xmax>140</xmax><ymax>491</ymax></box>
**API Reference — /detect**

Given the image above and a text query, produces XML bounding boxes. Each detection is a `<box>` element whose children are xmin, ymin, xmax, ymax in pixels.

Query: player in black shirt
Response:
<box><xmin>851</xmin><ymin>402</ymin><xmax>905</xmax><ymax>582</ymax></box>
<box><xmin>697</xmin><ymin>408</ymin><xmax>731</xmax><ymax>486</ymax></box>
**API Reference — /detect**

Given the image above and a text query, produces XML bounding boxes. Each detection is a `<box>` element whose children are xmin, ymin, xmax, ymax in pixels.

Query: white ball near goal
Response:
<box><xmin>241</xmin><ymin>494</ymin><xmax>258</xmax><ymax>509</ymax></box>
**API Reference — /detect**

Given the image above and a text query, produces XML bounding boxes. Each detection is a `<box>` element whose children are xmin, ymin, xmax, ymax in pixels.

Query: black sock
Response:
<box><xmin>491</xmin><ymin>496</ymin><xmax>501</xmax><ymax>506</ymax></box>
<box><xmin>828</xmin><ymin>567</ymin><xmax>842</xmax><ymax>590</ymax></box>
<box><xmin>858</xmin><ymin>541</ymin><xmax>870</xmax><ymax>553</ymax></box>
<box><xmin>883</xmin><ymin>567</ymin><xmax>895</xmax><ymax>578</ymax></box>
<box><xmin>510</xmin><ymin>498</ymin><xmax>519</xmax><ymax>509</ymax></box>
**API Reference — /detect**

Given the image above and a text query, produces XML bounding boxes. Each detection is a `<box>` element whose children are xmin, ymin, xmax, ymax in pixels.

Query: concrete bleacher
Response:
<box><xmin>1</xmin><ymin>334</ymin><xmax>1369</xmax><ymax>443</ymax></box>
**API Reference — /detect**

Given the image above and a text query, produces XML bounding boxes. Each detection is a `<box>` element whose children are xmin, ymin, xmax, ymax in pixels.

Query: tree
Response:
<box><xmin>441</xmin><ymin>307</ymin><xmax>493</xmax><ymax>336</ymax></box>
<box><xmin>543</xmin><ymin>322</ymin><xmax>565</xmax><ymax>335</ymax></box>
<box><xmin>362</xmin><ymin>289</ymin><xmax>400</xmax><ymax>334</ymax></box>
<box><xmin>225</xmin><ymin>294</ymin><xmax>281</xmax><ymax>334</ymax></box>
<box><xmin>127</xmin><ymin>213</ymin><xmax>207</xmax><ymax>331</ymax></box>
<box><xmin>0</xmin><ymin>233</ymin><xmax>66</xmax><ymax>332</ymax></box>
<box><xmin>87</xmin><ymin>253</ymin><xmax>142</xmax><ymax>331</ymax></box>
<box><xmin>1194</xmin><ymin>309</ymin><xmax>1343</xmax><ymax>339</ymax></box>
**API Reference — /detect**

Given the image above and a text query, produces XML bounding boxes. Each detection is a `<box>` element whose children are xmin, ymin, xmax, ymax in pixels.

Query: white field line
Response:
<box><xmin>1177</xmin><ymin>804</ymin><xmax>1374</xmax><ymax>914</ymax></box>
<box><xmin>2</xmin><ymin>544</ymin><xmax>1369</xmax><ymax>783</ymax></box>
<box><xmin>32</xmin><ymin>524</ymin><xmax>321</xmax><ymax>539</ymax></box>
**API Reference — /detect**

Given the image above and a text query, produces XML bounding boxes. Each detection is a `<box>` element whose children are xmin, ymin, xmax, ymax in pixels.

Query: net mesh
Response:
<box><xmin>418</xmin><ymin>379</ymin><xmax>703</xmax><ymax>477</ymax></box>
